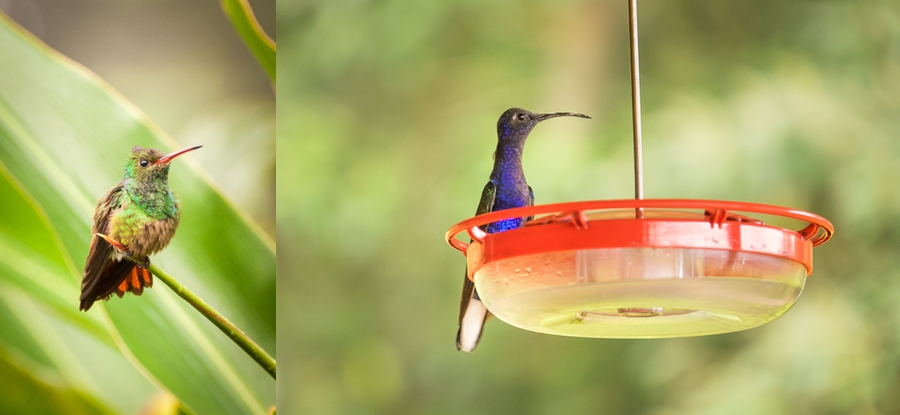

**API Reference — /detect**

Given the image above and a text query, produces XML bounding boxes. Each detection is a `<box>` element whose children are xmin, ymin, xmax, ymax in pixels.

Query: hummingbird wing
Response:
<box><xmin>81</xmin><ymin>186</ymin><xmax>123</xmax><ymax>301</ymax></box>
<box><xmin>527</xmin><ymin>185</ymin><xmax>535</xmax><ymax>222</ymax></box>
<box><xmin>457</xmin><ymin>180</ymin><xmax>495</xmax><ymax>352</ymax></box>
<box><xmin>79</xmin><ymin>186</ymin><xmax>151</xmax><ymax>311</ymax></box>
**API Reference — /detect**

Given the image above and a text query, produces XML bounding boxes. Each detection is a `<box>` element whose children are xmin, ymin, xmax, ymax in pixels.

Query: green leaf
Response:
<box><xmin>222</xmin><ymin>0</ymin><xmax>276</xmax><ymax>84</ymax></box>
<box><xmin>0</xmin><ymin>10</ymin><xmax>274</xmax><ymax>415</ymax></box>
<box><xmin>0</xmin><ymin>344</ymin><xmax>115</xmax><ymax>415</ymax></box>
<box><xmin>0</xmin><ymin>169</ymin><xmax>158</xmax><ymax>414</ymax></box>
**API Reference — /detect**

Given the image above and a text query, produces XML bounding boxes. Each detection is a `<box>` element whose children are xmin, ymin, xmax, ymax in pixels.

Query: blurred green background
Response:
<box><xmin>280</xmin><ymin>0</ymin><xmax>900</xmax><ymax>414</ymax></box>
<box><xmin>0</xmin><ymin>0</ymin><xmax>275</xmax><ymax>413</ymax></box>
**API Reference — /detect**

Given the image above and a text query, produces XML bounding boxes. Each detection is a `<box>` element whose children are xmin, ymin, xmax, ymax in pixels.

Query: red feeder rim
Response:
<box><xmin>446</xmin><ymin>199</ymin><xmax>834</xmax><ymax>279</ymax></box>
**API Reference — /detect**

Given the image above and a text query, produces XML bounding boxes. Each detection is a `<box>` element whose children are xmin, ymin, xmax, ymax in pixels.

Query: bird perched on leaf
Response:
<box><xmin>457</xmin><ymin>108</ymin><xmax>590</xmax><ymax>352</ymax></box>
<box><xmin>79</xmin><ymin>145</ymin><xmax>201</xmax><ymax>311</ymax></box>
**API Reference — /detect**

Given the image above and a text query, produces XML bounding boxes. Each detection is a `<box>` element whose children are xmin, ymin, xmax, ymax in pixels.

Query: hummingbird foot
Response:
<box><xmin>119</xmin><ymin>250</ymin><xmax>149</xmax><ymax>268</ymax></box>
<box><xmin>136</xmin><ymin>257</ymin><xmax>151</xmax><ymax>269</ymax></box>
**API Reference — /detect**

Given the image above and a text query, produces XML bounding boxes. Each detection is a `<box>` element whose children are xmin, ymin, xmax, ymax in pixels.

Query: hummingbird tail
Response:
<box><xmin>79</xmin><ymin>260</ymin><xmax>153</xmax><ymax>311</ymax></box>
<box><xmin>114</xmin><ymin>266</ymin><xmax>153</xmax><ymax>298</ymax></box>
<box><xmin>456</xmin><ymin>296</ymin><xmax>490</xmax><ymax>352</ymax></box>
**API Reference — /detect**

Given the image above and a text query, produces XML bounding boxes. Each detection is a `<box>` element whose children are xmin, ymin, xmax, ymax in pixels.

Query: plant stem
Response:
<box><xmin>147</xmin><ymin>263</ymin><xmax>276</xmax><ymax>379</ymax></box>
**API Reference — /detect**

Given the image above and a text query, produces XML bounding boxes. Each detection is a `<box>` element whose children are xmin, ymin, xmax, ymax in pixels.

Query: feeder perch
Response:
<box><xmin>446</xmin><ymin>200</ymin><xmax>833</xmax><ymax>338</ymax></box>
<box><xmin>445</xmin><ymin>0</ymin><xmax>835</xmax><ymax>339</ymax></box>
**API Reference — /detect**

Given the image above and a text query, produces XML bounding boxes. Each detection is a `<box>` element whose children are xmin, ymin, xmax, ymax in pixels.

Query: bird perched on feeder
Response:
<box><xmin>457</xmin><ymin>108</ymin><xmax>590</xmax><ymax>352</ymax></box>
<box><xmin>79</xmin><ymin>145</ymin><xmax>201</xmax><ymax>311</ymax></box>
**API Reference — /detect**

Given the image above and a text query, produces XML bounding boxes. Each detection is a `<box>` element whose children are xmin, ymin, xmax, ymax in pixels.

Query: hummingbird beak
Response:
<box><xmin>534</xmin><ymin>112</ymin><xmax>591</xmax><ymax>122</ymax></box>
<box><xmin>157</xmin><ymin>145</ymin><xmax>203</xmax><ymax>165</ymax></box>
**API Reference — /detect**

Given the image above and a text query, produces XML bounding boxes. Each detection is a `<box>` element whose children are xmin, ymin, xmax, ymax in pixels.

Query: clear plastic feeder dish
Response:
<box><xmin>446</xmin><ymin>200</ymin><xmax>833</xmax><ymax>339</ymax></box>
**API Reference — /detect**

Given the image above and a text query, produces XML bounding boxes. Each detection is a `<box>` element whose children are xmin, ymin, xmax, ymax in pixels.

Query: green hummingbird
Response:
<box><xmin>79</xmin><ymin>145</ymin><xmax>201</xmax><ymax>311</ymax></box>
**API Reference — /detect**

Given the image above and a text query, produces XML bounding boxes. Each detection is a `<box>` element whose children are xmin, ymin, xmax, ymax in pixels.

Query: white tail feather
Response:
<box><xmin>457</xmin><ymin>297</ymin><xmax>488</xmax><ymax>352</ymax></box>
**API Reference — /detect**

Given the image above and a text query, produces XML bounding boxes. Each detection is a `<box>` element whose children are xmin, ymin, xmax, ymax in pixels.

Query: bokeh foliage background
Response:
<box><xmin>0</xmin><ymin>1</ymin><xmax>274</xmax><ymax>414</ymax></box>
<box><xmin>281</xmin><ymin>0</ymin><xmax>900</xmax><ymax>414</ymax></box>
<box><xmin>1</xmin><ymin>0</ymin><xmax>276</xmax><ymax>236</ymax></box>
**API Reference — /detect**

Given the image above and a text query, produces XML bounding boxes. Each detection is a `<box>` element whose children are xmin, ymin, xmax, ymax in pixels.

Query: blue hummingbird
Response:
<box><xmin>457</xmin><ymin>107</ymin><xmax>590</xmax><ymax>352</ymax></box>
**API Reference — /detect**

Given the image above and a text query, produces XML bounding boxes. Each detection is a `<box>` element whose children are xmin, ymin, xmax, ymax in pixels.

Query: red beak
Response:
<box><xmin>157</xmin><ymin>145</ymin><xmax>202</xmax><ymax>165</ymax></box>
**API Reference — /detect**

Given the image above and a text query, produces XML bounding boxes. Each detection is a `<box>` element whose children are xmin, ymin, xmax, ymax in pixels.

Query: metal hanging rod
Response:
<box><xmin>628</xmin><ymin>0</ymin><xmax>644</xmax><ymax>217</ymax></box>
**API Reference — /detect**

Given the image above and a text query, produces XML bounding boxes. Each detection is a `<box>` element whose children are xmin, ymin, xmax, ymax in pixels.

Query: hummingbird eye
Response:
<box><xmin>139</xmin><ymin>159</ymin><xmax>149</xmax><ymax>168</ymax></box>
<box><xmin>516</xmin><ymin>113</ymin><xmax>527</xmax><ymax>121</ymax></box>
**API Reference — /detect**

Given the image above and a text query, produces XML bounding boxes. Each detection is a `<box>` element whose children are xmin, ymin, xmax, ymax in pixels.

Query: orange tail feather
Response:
<box><xmin>84</xmin><ymin>261</ymin><xmax>155</xmax><ymax>310</ymax></box>
<box><xmin>131</xmin><ymin>267</ymin><xmax>151</xmax><ymax>296</ymax></box>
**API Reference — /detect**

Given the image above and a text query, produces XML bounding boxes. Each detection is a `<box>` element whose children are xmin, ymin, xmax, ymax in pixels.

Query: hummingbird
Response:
<box><xmin>79</xmin><ymin>145</ymin><xmax>202</xmax><ymax>311</ymax></box>
<box><xmin>457</xmin><ymin>108</ymin><xmax>590</xmax><ymax>352</ymax></box>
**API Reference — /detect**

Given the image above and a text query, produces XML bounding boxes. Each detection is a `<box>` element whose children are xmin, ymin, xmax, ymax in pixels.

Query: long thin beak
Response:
<box><xmin>534</xmin><ymin>112</ymin><xmax>591</xmax><ymax>122</ymax></box>
<box><xmin>157</xmin><ymin>145</ymin><xmax>202</xmax><ymax>165</ymax></box>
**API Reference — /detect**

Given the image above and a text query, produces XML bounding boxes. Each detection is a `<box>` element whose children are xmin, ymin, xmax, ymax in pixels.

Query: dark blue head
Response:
<box><xmin>496</xmin><ymin>108</ymin><xmax>590</xmax><ymax>142</ymax></box>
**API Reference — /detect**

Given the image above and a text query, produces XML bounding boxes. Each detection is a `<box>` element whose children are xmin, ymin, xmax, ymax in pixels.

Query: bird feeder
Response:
<box><xmin>445</xmin><ymin>1</ymin><xmax>834</xmax><ymax>339</ymax></box>
<box><xmin>447</xmin><ymin>200</ymin><xmax>832</xmax><ymax>338</ymax></box>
